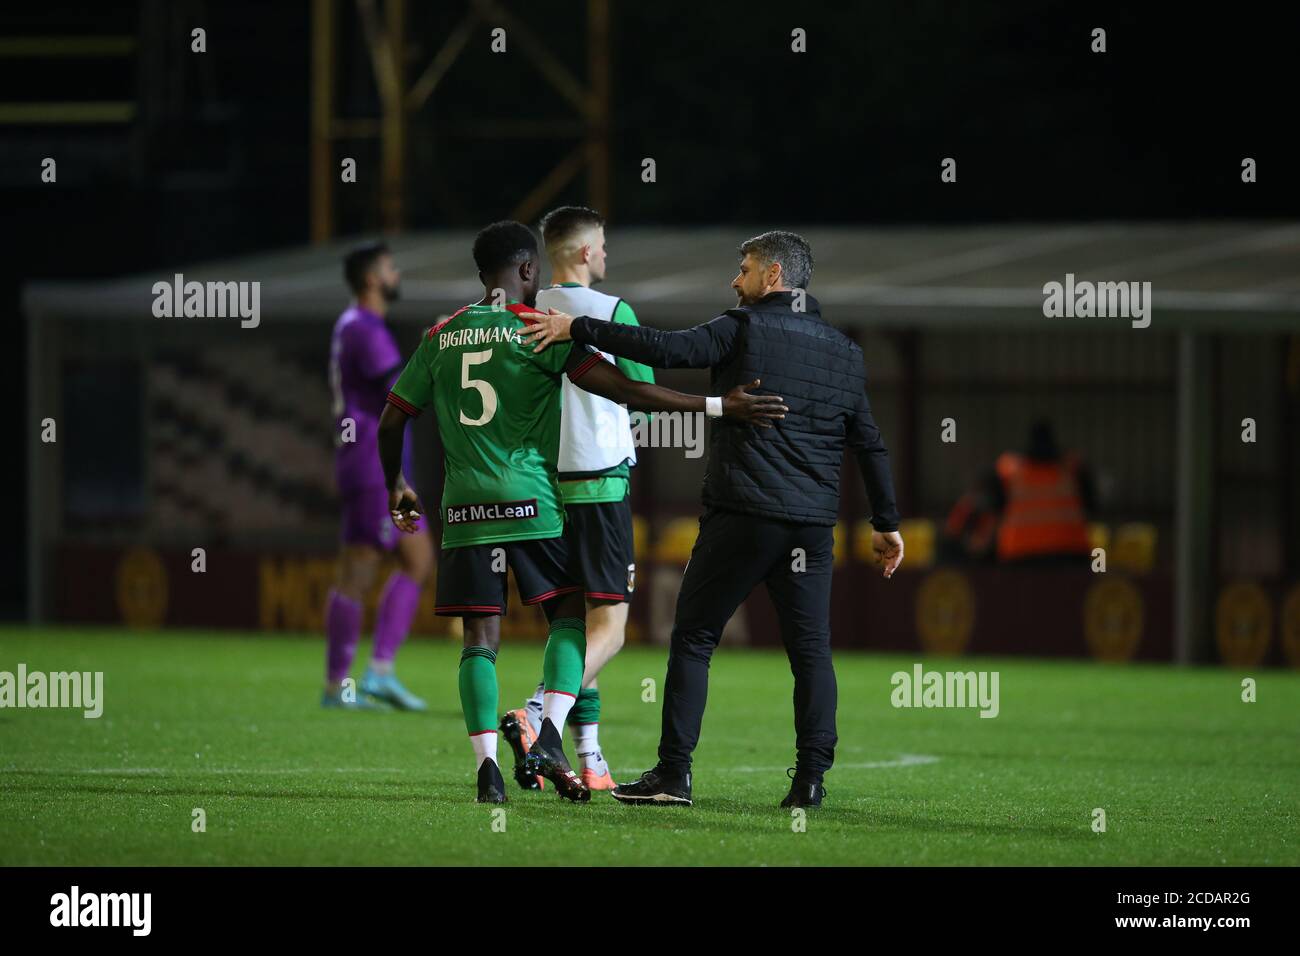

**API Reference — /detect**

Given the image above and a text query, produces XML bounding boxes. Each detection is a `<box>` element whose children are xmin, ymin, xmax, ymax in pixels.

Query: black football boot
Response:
<box><xmin>522</xmin><ymin>718</ymin><xmax>590</xmax><ymax>803</ymax></box>
<box><xmin>476</xmin><ymin>759</ymin><xmax>508</xmax><ymax>804</ymax></box>
<box><xmin>779</xmin><ymin>767</ymin><xmax>826</xmax><ymax>808</ymax></box>
<box><xmin>610</xmin><ymin>765</ymin><xmax>693</xmax><ymax>806</ymax></box>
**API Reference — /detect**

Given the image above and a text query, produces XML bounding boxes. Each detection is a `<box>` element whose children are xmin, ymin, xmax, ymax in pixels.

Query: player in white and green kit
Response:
<box><xmin>377</xmin><ymin>221</ymin><xmax>787</xmax><ymax>803</ymax></box>
<box><xmin>502</xmin><ymin>207</ymin><xmax>653</xmax><ymax>792</ymax></box>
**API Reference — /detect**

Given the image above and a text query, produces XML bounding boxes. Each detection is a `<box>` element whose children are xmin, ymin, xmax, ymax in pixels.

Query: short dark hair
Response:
<box><xmin>343</xmin><ymin>241</ymin><xmax>390</xmax><ymax>294</ymax></box>
<box><xmin>473</xmin><ymin>220</ymin><xmax>539</xmax><ymax>274</ymax></box>
<box><xmin>539</xmin><ymin>205</ymin><xmax>605</xmax><ymax>250</ymax></box>
<box><xmin>738</xmin><ymin>230</ymin><xmax>813</xmax><ymax>290</ymax></box>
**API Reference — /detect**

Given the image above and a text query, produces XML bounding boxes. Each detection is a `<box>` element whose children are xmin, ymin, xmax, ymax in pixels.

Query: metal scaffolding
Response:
<box><xmin>309</xmin><ymin>0</ymin><xmax>610</xmax><ymax>241</ymax></box>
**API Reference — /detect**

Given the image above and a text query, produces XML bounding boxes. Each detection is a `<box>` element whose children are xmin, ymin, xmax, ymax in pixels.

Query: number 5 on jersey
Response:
<box><xmin>460</xmin><ymin>349</ymin><xmax>497</xmax><ymax>426</ymax></box>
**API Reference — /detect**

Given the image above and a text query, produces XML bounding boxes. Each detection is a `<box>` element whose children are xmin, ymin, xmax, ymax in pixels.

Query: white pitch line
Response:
<box><xmin>613</xmin><ymin>754</ymin><xmax>940</xmax><ymax>776</ymax></box>
<box><xmin>4</xmin><ymin>757</ymin><xmax>941</xmax><ymax>778</ymax></box>
<box><xmin>0</xmin><ymin>766</ymin><xmax>415</xmax><ymax>776</ymax></box>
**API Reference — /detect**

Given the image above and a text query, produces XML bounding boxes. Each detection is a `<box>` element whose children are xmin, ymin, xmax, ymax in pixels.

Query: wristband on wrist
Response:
<box><xmin>705</xmin><ymin>396</ymin><xmax>723</xmax><ymax>417</ymax></box>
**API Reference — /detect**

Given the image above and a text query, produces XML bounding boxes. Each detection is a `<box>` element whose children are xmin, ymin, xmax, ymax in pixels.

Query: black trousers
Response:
<box><xmin>657</xmin><ymin>507</ymin><xmax>838</xmax><ymax>777</ymax></box>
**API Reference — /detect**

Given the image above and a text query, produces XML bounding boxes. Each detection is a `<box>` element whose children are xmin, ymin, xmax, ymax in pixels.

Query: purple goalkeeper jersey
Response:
<box><xmin>330</xmin><ymin>304</ymin><xmax>407</xmax><ymax>492</ymax></box>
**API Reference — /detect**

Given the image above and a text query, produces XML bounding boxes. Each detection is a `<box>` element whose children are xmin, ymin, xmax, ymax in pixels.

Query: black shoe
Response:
<box><xmin>779</xmin><ymin>767</ymin><xmax>826</xmax><ymax>808</ymax></box>
<box><xmin>476</xmin><ymin>759</ymin><xmax>508</xmax><ymax>804</ymax></box>
<box><xmin>522</xmin><ymin>718</ymin><xmax>590</xmax><ymax>803</ymax></box>
<box><xmin>499</xmin><ymin>710</ymin><xmax>543</xmax><ymax>791</ymax></box>
<box><xmin>611</xmin><ymin>766</ymin><xmax>693</xmax><ymax>806</ymax></box>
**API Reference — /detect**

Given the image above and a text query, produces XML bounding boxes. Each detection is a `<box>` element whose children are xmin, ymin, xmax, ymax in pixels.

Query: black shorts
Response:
<box><xmin>564</xmin><ymin>497</ymin><xmax>635</xmax><ymax>603</ymax></box>
<box><xmin>435</xmin><ymin>533</ymin><xmax>582</xmax><ymax>616</ymax></box>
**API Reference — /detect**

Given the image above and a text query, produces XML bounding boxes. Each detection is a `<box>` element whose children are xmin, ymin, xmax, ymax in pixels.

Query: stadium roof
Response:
<box><xmin>24</xmin><ymin>222</ymin><xmax>1300</xmax><ymax>331</ymax></box>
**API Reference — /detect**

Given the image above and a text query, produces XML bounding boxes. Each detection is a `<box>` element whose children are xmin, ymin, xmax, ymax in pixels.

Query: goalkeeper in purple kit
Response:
<box><xmin>323</xmin><ymin>242</ymin><xmax>432</xmax><ymax>712</ymax></box>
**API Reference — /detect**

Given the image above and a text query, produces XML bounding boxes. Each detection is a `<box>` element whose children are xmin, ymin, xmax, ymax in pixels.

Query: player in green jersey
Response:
<box><xmin>504</xmin><ymin>205</ymin><xmax>656</xmax><ymax>794</ymax></box>
<box><xmin>376</xmin><ymin>221</ymin><xmax>786</xmax><ymax>803</ymax></box>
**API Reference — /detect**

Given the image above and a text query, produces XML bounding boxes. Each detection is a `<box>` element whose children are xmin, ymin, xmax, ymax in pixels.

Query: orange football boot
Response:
<box><xmin>581</xmin><ymin>762</ymin><xmax>617</xmax><ymax>791</ymax></box>
<box><xmin>499</xmin><ymin>709</ymin><xmax>545</xmax><ymax>790</ymax></box>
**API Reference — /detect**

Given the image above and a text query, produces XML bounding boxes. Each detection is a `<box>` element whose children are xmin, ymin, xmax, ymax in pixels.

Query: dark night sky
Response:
<box><xmin>1</xmin><ymin>0</ymin><xmax>1296</xmax><ymax>615</ymax></box>
<box><xmin>4</xmin><ymin>2</ymin><xmax>1295</xmax><ymax>265</ymax></box>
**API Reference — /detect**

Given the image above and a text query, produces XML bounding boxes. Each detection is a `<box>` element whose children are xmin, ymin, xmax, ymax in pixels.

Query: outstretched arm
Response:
<box><xmin>520</xmin><ymin>310</ymin><xmax>742</xmax><ymax>369</ymax></box>
<box><xmin>568</xmin><ymin>351</ymin><xmax>786</xmax><ymax>426</ymax></box>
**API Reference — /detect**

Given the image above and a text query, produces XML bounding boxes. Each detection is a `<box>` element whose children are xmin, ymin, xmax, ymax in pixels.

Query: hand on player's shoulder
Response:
<box><xmin>517</xmin><ymin>309</ymin><xmax>574</xmax><ymax>352</ymax></box>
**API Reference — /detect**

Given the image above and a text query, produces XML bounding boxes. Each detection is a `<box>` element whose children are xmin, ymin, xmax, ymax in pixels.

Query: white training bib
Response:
<box><xmin>537</xmin><ymin>284</ymin><xmax>638</xmax><ymax>476</ymax></box>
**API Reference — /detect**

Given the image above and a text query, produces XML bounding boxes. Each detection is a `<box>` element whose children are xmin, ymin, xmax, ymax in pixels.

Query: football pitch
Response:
<box><xmin>2</xmin><ymin>627</ymin><xmax>1297</xmax><ymax>867</ymax></box>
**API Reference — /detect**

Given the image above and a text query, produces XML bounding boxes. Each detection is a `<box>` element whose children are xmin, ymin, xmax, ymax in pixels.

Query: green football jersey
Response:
<box><xmin>386</xmin><ymin>301</ymin><xmax>603</xmax><ymax>549</ymax></box>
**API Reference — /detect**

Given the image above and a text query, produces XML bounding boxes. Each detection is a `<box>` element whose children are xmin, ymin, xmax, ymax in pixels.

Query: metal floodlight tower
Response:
<box><xmin>309</xmin><ymin>0</ymin><xmax>611</xmax><ymax>241</ymax></box>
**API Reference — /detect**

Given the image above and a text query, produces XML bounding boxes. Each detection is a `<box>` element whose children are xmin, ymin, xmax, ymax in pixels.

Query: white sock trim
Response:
<box><xmin>542</xmin><ymin>690</ymin><xmax>577</xmax><ymax>730</ymax></box>
<box><xmin>470</xmin><ymin>730</ymin><xmax>498</xmax><ymax>769</ymax></box>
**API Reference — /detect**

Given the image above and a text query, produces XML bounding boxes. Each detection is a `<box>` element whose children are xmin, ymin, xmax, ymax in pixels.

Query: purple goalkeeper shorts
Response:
<box><xmin>340</xmin><ymin>486</ymin><xmax>427</xmax><ymax>551</ymax></box>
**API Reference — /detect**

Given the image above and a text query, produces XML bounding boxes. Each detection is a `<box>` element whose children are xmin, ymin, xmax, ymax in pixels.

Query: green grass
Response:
<box><xmin>1</xmin><ymin>626</ymin><xmax>1297</xmax><ymax>866</ymax></box>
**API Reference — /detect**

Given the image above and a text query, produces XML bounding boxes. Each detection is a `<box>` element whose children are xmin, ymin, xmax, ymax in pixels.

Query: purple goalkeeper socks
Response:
<box><xmin>372</xmin><ymin>572</ymin><xmax>421</xmax><ymax>664</ymax></box>
<box><xmin>325</xmin><ymin>590</ymin><xmax>363</xmax><ymax>683</ymax></box>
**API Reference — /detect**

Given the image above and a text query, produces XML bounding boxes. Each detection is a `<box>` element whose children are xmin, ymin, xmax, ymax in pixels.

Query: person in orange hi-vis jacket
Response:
<box><xmin>990</xmin><ymin>420</ymin><xmax>1096</xmax><ymax>566</ymax></box>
